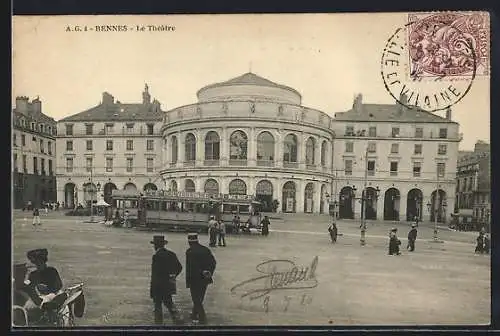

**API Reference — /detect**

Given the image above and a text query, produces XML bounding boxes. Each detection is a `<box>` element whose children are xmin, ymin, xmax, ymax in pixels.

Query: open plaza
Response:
<box><xmin>12</xmin><ymin>210</ymin><xmax>490</xmax><ymax>326</ymax></box>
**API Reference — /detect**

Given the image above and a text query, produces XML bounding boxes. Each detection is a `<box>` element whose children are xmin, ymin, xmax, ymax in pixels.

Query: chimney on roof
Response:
<box><xmin>445</xmin><ymin>107</ymin><xmax>452</xmax><ymax>120</ymax></box>
<box><xmin>143</xmin><ymin>83</ymin><xmax>151</xmax><ymax>105</ymax></box>
<box><xmin>32</xmin><ymin>96</ymin><xmax>42</xmax><ymax>114</ymax></box>
<box><xmin>474</xmin><ymin>140</ymin><xmax>490</xmax><ymax>153</ymax></box>
<box><xmin>398</xmin><ymin>93</ymin><xmax>408</xmax><ymax>114</ymax></box>
<box><xmin>152</xmin><ymin>98</ymin><xmax>161</xmax><ymax>112</ymax></box>
<box><xmin>102</xmin><ymin>92</ymin><xmax>114</xmax><ymax>106</ymax></box>
<box><xmin>353</xmin><ymin>94</ymin><xmax>363</xmax><ymax>113</ymax></box>
<box><xmin>15</xmin><ymin>96</ymin><xmax>30</xmax><ymax>114</ymax></box>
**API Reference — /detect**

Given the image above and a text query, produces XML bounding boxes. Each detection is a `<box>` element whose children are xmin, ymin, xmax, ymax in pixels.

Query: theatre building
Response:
<box><xmin>55</xmin><ymin>85</ymin><xmax>165</xmax><ymax>208</ymax></box>
<box><xmin>331</xmin><ymin>94</ymin><xmax>460</xmax><ymax>223</ymax></box>
<box><xmin>160</xmin><ymin>72</ymin><xmax>336</xmax><ymax>213</ymax></box>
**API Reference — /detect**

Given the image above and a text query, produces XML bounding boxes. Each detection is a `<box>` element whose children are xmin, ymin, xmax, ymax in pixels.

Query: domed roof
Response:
<box><xmin>197</xmin><ymin>72</ymin><xmax>301</xmax><ymax>98</ymax></box>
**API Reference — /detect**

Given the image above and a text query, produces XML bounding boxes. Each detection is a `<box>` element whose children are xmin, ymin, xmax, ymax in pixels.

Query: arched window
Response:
<box><xmin>185</xmin><ymin>179</ymin><xmax>195</xmax><ymax>192</ymax></box>
<box><xmin>204</xmin><ymin>179</ymin><xmax>219</xmax><ymax>195</ymax></box>
<box><xmin>257</xmin><ymin>131</ymin><xmax>275</xmax><ymax>164</ymax></box>
<box><xmin>171</xmin><ymin>136</ymin><xmax>178</xmax><ymax>164</ymax></box>
<box><xmin>321</xmin><ymin>141</ymin><xmax>328</xmax><ymax>166</ymax></box>
<box><xmin>305</xmin><ymin>137</ymin><xmax>315</xmax><ymax>165</ymax></box>
<box><xmin>283</xmin><ymin>134</ymin><xmax>298</xmax><ymax>163</ymax></box>
<box><xmin>304</xmin><ymin>183</ymin><xmax>314</xmax><ymax>213</ymax></box>
<box><xmin>185</xmin><ymin>133</ymin><xmax>196</xmax><ymax>162</ymax></box>
<box><xmin>205</xmin><ymin>131</ymin><xmax>220</xmax><ymax>161</ymax></box>
<box><xmin>229</xmin><ymin>130</ymin><xmax>248</xmax><ymax>160</ymax></box>
<box><xmin>229</xmin><ymin>179</ymin><xmax>247</xmax><ymax>195</ymax></box>
<box><xmin>170</xmin><ymin>180</ymin><xmax>178</xmax><ymax>192</ymax></box>
<box><xmin>282</xmin><ymin>181</ymin><xmax>296</xmax><ymax>213</ymax></box>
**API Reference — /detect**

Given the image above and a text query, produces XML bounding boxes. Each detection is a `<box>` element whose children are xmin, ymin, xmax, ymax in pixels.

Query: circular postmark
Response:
<box><xmin>381</xmin><ymin>12</ymin><xmax>488</xmax><ymax>112</ymax></box>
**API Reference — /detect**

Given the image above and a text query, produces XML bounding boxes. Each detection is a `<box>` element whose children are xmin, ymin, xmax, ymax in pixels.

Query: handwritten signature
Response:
<box><xmin>230</xmin><ymin>256</ymin><xmax>318</xmax><ymax>300</ymax></box>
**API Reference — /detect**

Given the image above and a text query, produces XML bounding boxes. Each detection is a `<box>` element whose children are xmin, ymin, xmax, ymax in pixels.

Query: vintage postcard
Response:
<box><xmin>11</xmin><ymin>12</ymin><xmax>490</xmax><ymax>328</ymax></box>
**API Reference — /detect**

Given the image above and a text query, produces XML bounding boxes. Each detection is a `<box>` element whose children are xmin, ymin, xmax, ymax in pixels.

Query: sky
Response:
<box><xmin>12</xmin><ymin>13</ymin><xmax>490</xmax><ymax>150</ymax></box>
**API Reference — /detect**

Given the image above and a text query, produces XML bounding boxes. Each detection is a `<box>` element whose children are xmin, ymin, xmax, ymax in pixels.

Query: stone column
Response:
<box><xmin>194</xmin><ymin>176</ymin><xmax>202</xmax><ymax>192</ymax></box>
<box><xmin>314</xmin><ymin>137</ymin><xmax>321</xmax><ymax>170</ymax></box>
<box><xmin>248</xmin><ymin>127</ymin><xmax>256</xmax><ymax>167</ymax></box>
<box><xmin>423</xmin><ymin>195</ymin><xmax>433</xmax><ymax>222</ymax></box>
<box><xmin>179</xmin><ymin>132</ymin><xmax>185</xmax><ymax>167</ymax></box>
<box><xmin>399</xmin><ymin>193</ymin><xmax>407</xmax><ymax>221</ymax></box>
<box><xmin>298</xmin><ymin>132</ymin><xmax>306</xmax><ymax>170</ymax></box>
<box><xmin>274</xmin><ymin>177</ymin><xmax>283</xmax><ymax>213</ymax></box>
<box><xmin>196</xmin><ymin>129</ymin><xmax>204</xmax><ymax>166</ymax></box>
<box><xmin>376</xmin><ymin>195</ymin><xmax>384</xmax><ymax>221</ymax></box>
<box><xmin>296</xmin><ymin>179</ymin><xmax>304</xmax><ymax>213</ymax></box>
<box><xmin>275</xmin><ymin>130</ymin><xmax>283</xmax><ymax>168</ymax></box>
<box><xmin>177</xmin><ymin>131</ymin><xmax>183</xmax><ymax>168</ymax></box>
<box><xmin>221</xmin><ymin>127</ymin><xmax>228</xmax><ymax>166</ymax></box>
<box><xmin>220</xmin><ymin>177</ymin><xmax>229</xmax><ymax>194</ymax></box>
<box><xmin>314</xmin><ymin>181</ymin><xmax>322</xmax><ymax>213</ymax></box>
<box><xmin>247</xmin><ymin>176</ymin><xmax>255</xmax><ymax>196</ymax></box>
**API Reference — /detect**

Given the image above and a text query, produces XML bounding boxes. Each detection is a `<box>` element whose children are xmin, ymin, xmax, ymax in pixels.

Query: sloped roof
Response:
<box><xmin>198</xmin><ymin>72</ymin><xmax>301</xmax><ymax>97</ymax></box>
<box><xmin>13</xmin><ymin>109</ymin><xmax>56</xmax><ymax>125</ymax></box>
<box><xmin>334</xmin><ymin>104</ymin><xmax>457</xmax><ymax>123</ymax></box>
<box><xmin>58</xmin><ymin>103</ymin><xmax>163</xmax><ymax>122</ymax></box>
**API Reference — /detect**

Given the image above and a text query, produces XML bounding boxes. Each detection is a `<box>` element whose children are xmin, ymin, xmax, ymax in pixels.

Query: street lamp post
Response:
<box><xmin>427</xmin><ymin>199</ymin><xmax>444</xmax><ymax>243</ymax></box>
<box><xmin>354</xmin><ymin>185</ymin><xmax>380</xmax><ymax>246</ymax></box>
<box><xmin>325</xmin><ymin>193</ymin><xmax>338</xmax><ymax>223</ymax></box>
<box><xmin>89</xmin><ymin>182</ymin><xmax>101</xmax><ymax>223</ymax></box>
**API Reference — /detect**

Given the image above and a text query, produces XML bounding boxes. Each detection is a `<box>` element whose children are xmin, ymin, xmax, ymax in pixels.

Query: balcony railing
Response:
<box><xmin>229</xmin><ymin>159</ymin><xmax>247</xmax><ymax>166</ymax></box>
<box><xmin>390</xmin><ymin>171</ymin><xmax>398</xmax><ymax>176</ymax></box>
<box><xmin>367</xmin><ymin>170</ymin><xmax>375</xmax><ymax>176</ymax></box>
<box><xmin>183</xmin><ymin>160</ymin><xmax>195</xmax><ymax>167</ymax></box>
<box><xmin>169</xmin><ymin>162</ymin><xmax>177</xmax><ymax>167</ymax></box>
<box><xmin>306</xmin><ymin>164</ymin><xmax>317</xmax><ymax>170</ymax></box>
<box><xmin>283</xmin><ymin>162</ymin><xmax>298</xmax><ymax>169</ymax></box>
<box><xmin>257</xmin><ymin>160</ymin><xmax>274</xmax><ymax>167</ymax></box>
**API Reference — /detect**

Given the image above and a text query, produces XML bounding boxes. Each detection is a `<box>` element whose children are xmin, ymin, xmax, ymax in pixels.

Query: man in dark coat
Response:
<box><xmin>261</xmin><ymin>216</ymin><xmax>270</xmax><ymax>236</ymax></box>
<box><xmin>328</xmin><ymin>222</ymin><xmax>338</xmax><ymax>243</ymax></box>
<box><xmin>185</xmin><ymin>233</ymin><xmax>217</xmax><ymax>324</ymax></box>
<box><xmin>388</xmin><ymin>228</ymin><xmax>401</xmax><ymax>255</ymax></box>
<box><xmin>407</xmin><ymin>223</ymin><xmax>418</xmax><ymax>252</ymax></box>
<box><xmin>150</xmin><ymin>235</ymin><xmax>183</xmax><ymax>324</ymax></box>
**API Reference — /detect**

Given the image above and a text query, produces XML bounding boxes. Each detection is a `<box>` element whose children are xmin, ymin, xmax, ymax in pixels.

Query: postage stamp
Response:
<box><xmin>407</xmin><ymin>11</ymin><xmax>490</xmax><ymax>80</ymax></box>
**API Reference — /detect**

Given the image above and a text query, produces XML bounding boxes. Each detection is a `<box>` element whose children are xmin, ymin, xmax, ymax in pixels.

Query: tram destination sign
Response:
<box><xmin>112</xmin><ymin>189</ymin><xmax>255</xmax><ymax>201</ymax></box>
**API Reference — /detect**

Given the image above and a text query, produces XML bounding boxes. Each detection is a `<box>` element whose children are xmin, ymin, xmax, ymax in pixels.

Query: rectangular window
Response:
<box><xmin>31</xmin><ymin>122</ymin><xmax>35</xmax><ymax>130</ymax></box>
<box><xmin>414</xmin><ymin>144</ymin><xmax>422</xmax><ymax>154</ymax></box>
<box><xmin>41</xmin><ymin>158</ymin><xmax>45</xmax><ymax>174</ymax></box>
<box><xmin>65</xmin><ymin>124</ymin><xmax>73</xmax><ymax>135</ymax></box>
<box><xmin>147</xmin><ymin>124</ymin><xmax>154</xmax><ymax>135</ymax></box>
<box><xmin>147</xmin><ymin>158</ymin><xmax>154</xmax><ymax>172</ymax></box>
<box><xmin>33</xmin><ymin>157</ymin><xmax>38</xmax><ymax>174</ymax></box>
<box><xmin>39</xmin><ymin>124</ymin><xmax>44</xmax><ymax>133</ymax></box>
<box><xmin>48</xmin><ymin>141</ymin><xmax>52</xmax><ymax>155</ymax></box>
<box><xmin>413</xmin><ymin>162</ymin><xmax>421</xmax><ymax>177</ymax></box>
<box><xmin>21</xmin><ymin>134</ymin><xmax>26</xmax><ymax>146</ymax></box>
<box><xmin>106</xmin><ymin>158</ymin><xmax>113</xmax><ymax>172</ymax></box>
<box><xmin>13</xmin><ymin>153</ymin><xmax>17</xmax><ymax>171</ymax></box>
<box><xmin>390</xmin><ymin>161</ymin><xmax>398</xmax><ymax>176</ymax></box>
<box><xmin>367</xmin><ymin>160</ymin><xmax>375</xmax><ymax>176</ymax></box>
<box><xmin>23</xmin><ymin>155</ymin><xmax>27</xmax><ymax>172</ymax></box>
<box><xmin>105</xmin><ymin>123</ymin><xmax>114</xmax><ymax>134</ymax></box>
<box><xmin>106</xmin><ymin>140</ymin><xmax>113</xmax><ymax>151</ymax></box>
<box><xmin>437</xmin><ymin>162</ymin><xmax>445</xmax><ymax>178</ymax></box>
<box><xmin>344</xmin><ymin>159</ymin><xmax>353</xmax><ymax>175</ymax></box>
<box><xmin>13</xmin><ymin>133</ymin><xmax>17</xmax><ymax>146</ymax></box>
<box><xmin>368</xmin><ymin>126</ymin><xmax>377</xmax><ymax>137</ymax></box>
<box><xmin>392</xmin><ymin>127</ymin><xmax>400</xmax><ymax>137</ymax></box>
<box><xmin>367</xmin><ymin>142</ymin><xmax>376</xmax><ymax>153</ymax></box>
<box><xmin>48</xmin><ymin>160</ymin><xmax>53</xmax><ymax>175</ymax></box>
<box><xmin>66</xmin><ymin>158</ymin><xmax>73</xmax><ymax>172</ymax></box>
<box><xmin>126</xmin><ymin>158</ymin><xmax>133</xmax><ymax>172</ymax></box>
<box><xmin>126</xmin><ymin>123</ymin><xmax>134</xmax><ymax>134</ymax></box>
<box><xmin>345</xmin><ymin>125</ymin><xmax>354</xmax><ymax>136</ymax></box>
<box><xmin>85</xmin><ymin>124</ymin><xmax>94</xmax><ymax>135</ymax></box>
<box><xmin>345</xmin><ymin>142</ymin><xmax>354</xmax><ymax>153</ymax></box>
<box><xmin>86</xmin><ymin>140</ymin><xmax>93</xmax><ymax>151</ymax></box>
<box><xmin>86</xmin><ymin>157</ymin><xmax>93</xmax><ymax>172</ymax></box>
<box><xmin>66</xmin><ymin>140</ymin><xmax>73</xmax><ymax>151</ymax></box>
<box><xmin>438</xmin><ymin>144</ymin><xmax>447</xmax><ymax>155</ymax></box>
<box><xmin>390</xmin><ymin>143</ymin><xmax>399</xmax><ymax>154</ymax></box>
<box><xmin>439</xmin><ymin>128</ymin><xmax>448</xmax><ymax>139</ymax></box>
<box><xmin>40</xmin><ymin>139</ymin><xmax>44</xmax><ymax>153</ymax></box>
<box><xmin>126</xmin><ymin>140</ymin><xmax>134</xmax><ymax>151</ymax></box>
<box><xmin>147</xmin><ymin>139</ymin><xmax>154</xmax><ymax>151</ymax></box>
<box><xmin>415</xmin><ymin>127</ymin><xmax>423</xmax><ymax>138</ymax></box>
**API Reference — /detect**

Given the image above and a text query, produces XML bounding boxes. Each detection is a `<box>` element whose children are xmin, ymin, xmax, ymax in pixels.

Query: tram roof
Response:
<box><xmin>111</xmin><ymin>189</ymin><xmax>259</xmax><ymax>203</ymax></box>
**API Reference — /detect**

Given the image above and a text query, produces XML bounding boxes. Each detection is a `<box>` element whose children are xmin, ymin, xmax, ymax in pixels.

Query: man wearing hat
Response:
<box><xmin>388</xmin><ymin>228</ymin><xmax>402</xmax><ymax>255</ymax></box>
<box><xmin>185</xmin><ymin>233</ymin><xmax>217</xmax><ymax>324</ymax></box>
<box><xmin>26</xmin><ymin>249</ymin><xmax>63</xmax><ymax>295</ymax></box>
<box><xmin>150</xmin><ymin>235</ymin><xmax>183</xmax><ymax>325</ymax></box>
<box><xmin>407</xmin><ymin>223</ymin><xmax>418</xmax><ymax>252</ymax></box>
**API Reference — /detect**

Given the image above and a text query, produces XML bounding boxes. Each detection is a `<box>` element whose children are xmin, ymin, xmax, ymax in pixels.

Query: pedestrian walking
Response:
<box><xmin>32</xmin><ymin>208</ymin><xmax>41</xmax><ymax>226</ymax></box>
<box><xmin>150</xmin><ymin>235</ymin><xmax>183</xmax><ymax>325</ymax></box>
<box><xmin>261</xmin><ymin>215</ymin><xmax>270</xmax><ymax>236</ymax></box>
<box><xmin>414</xmin><ymin>215</ymin><xmax>420</xmax><ymax>228</ymax></box>
<box><xmin>407</xmin><ymin>223</ymin><xmax>418</xmax><ymax>252</ymax></box>
<box><xmin>232</xmin><ymin>216</ymin><xmax>240</xmax><ymax>234</ymax></box>
<box><xmin>388</xmin><ymin>228</ymin><xmax>401</xmax><ymax>255</ymax></box>
<box><xmin>217</xmin><ymin>220</ymin><xmax>226</xmax><ymax>247</ymax></box>
<box><xmin>475</xmin><ymin>228</ymin><xmax>489</xmax><ymax>254</ymax></box>
<box><xmin>124</xmin><ymin>210</ymin><xmax>130</xmax><ymax>228</ymax></box>
<box><xmin>328</xmin><ymin>222</ymin><xmax>338</xmax><ymax>243</ymax></box>
<box><xmin>208</xmin><ymin>216</ymin><xmax>217</xmax><ymax>247</ymax></box>
<box><xmin>185</xmin><ymin>233</ymin><xmax>217</xmax><ymax>325</ymax></box>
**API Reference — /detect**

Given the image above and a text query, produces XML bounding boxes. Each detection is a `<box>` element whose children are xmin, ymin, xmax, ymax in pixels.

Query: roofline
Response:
<box><xmin>56</xmin><ymin>117</ymin><xmax>163</xmax><ymax>123</ymax></box>
<box><xmin>196</xmin><ymin>81</ymin><xmax>302</xmax><ymax>100</ymax></box>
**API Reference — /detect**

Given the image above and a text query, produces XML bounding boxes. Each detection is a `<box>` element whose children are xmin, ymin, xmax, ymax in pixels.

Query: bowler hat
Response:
<box><xmin>411</xmin><ymin>223</ymin><xmax>417</xmax><ymax>228</ymax></box>
<box><xmin>391</xmin><ymin>227</ymin><xmax>398</xmax><ymax>232</ymax></box>
<box><xmin>187</xmin><ymin>232</ymin><xmax>198</xmax><ymax>242</ymax></box>
<box><xmin>27</xmin><ymin>248</ymin><xmax>48</xmax><ymax>263</ymax></box>
<box><xmin>150</xmin><ymin>235</ymin><xmax>167</xmax><ymax>245</ymax></box>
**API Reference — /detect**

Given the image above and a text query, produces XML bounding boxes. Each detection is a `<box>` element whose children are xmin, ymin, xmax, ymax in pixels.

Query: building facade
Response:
<box><xmin>455</xmin><ymin>141</ymin><xmax>490</xmax><ymax>226</ymax></box>
<box><xmin>12</xmin><ymin>97</ymin><xmax>57</xmax><ymax>208</ymax></box>
<box><xmin>160</xmin><ymin>73</ymin><xmax>336</xmax><ymax>213</ymax></box>
<box><xmin>55</xmin><ymin>85</ymin><xmax>164</xmax><ymax>208</ymax></box>
<box><xmin>332</xmin><ymin>94</ymin><xmax>461</xmax><ymax>223</ymax></box>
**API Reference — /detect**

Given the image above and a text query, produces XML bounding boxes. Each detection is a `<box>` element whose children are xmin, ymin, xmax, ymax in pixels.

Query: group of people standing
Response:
<box><xmin>475</xmin><ymin>228</ymin><xmax>490</xmax><ymax>254</ymax></box>
<box><xmin>207</xmin><ymin>216</ymin><xmax>226</xmax><ymax>247</ymax></box>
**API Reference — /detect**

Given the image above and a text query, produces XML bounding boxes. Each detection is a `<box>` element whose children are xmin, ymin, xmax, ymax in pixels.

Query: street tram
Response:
<box><xmin>111</xmin><ymin>189</ymin><xmax>261</xmax><ymax>233</ymax></box>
